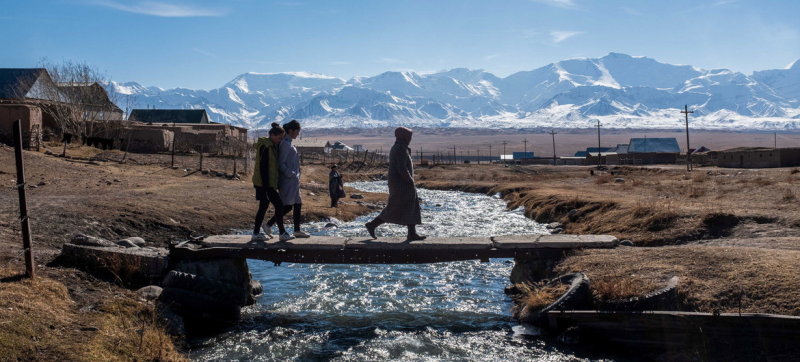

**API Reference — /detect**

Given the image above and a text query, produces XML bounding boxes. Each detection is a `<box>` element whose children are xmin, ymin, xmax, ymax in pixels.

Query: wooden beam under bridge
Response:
<box><xmin>169</xmin><ymin>234</ymin><xmax>618</xmax><ymax>264</ymax></box>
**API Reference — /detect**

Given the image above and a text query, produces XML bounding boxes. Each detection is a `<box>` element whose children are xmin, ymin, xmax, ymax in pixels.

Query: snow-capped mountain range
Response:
<box><xmin>110</xmin><ymin>53</ymin><xmax>800</xmax><ymax>130</ymax></box>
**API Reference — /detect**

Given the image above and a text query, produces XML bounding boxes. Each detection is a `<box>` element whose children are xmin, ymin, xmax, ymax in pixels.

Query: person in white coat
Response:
<box><xmin>265</xmin><ymin>119</ymin><xmax>310</xmax><ymax>238</ymax></box>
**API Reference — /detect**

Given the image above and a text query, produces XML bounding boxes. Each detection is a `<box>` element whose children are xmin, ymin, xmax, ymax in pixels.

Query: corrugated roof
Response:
<box><xmin>0</xmin><ymin>68</ymin><xmax>47</xmax><ymax>99</ymax></box>
<box><xmin>627</xmin><ymin>138</ymin><xmax>680</xmax><ymax>153</ymax></box>
<box><xmin>575</xmin><ymin>147</ymin><xmax>613</xmax><ymax>157</ymax></box>
<box><xmin>610</xmin><ymin>144</ymin><xmax>629</xmax><ymax>154</ymax></box>
<box><xmin>130</xmin><ymin>109</ymin><xmax>209</xmax><ymax>124</ymax></box>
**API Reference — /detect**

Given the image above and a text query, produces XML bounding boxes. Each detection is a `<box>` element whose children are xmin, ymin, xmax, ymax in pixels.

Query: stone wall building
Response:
<box><xmin>717</xmin><ymin>147</ymin><xmax>800</xmax><ymax>168</ymax></box>
<box><xmin>0</xmin><ymin>104</ymin><xmax>42</xmax><ymax>148</ymax></box>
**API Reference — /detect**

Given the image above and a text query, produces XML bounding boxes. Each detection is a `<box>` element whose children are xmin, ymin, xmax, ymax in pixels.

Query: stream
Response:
<box><xmin>189</xmin><ymin>181</ymin><xmax>618</xmax><ymax>361</ymax></box>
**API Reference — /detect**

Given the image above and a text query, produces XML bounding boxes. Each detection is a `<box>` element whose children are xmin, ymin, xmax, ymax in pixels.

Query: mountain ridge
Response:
<box><xmin>110</xmin><ymin>52</ymin><xmax>800</xmax><ymax>130</ymax></box>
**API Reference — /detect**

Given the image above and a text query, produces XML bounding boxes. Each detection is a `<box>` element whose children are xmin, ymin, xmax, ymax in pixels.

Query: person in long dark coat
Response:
<box><xmin>365</xmin><ymin>127</ymin><xmax>426</xmax><ymax>241</ymax></box>
<box><xmin>328</xmin><ymin>165</ymin><xmax>344</xmax><ymax>207</ymax></box>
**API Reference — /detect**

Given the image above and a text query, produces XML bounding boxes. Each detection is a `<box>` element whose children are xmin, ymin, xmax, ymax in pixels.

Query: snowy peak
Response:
<box><xmin>112</xmin><ymin>52</ymin><xmax>800</xmax><ymax>131</ymax></box>
<box><xmin>225</xmin><ymin>72</ymin><xmax>345</xmax><ymax>98</ymax></box>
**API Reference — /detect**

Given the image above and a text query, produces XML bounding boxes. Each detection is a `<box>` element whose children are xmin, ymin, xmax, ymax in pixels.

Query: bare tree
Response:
<box><xmin>59</xmin><ymin>62</ymin><xmax>122</xmax><ymax>139</ymax></box>
<box><xmin>122</xmin><ymin>93</ymin><xmax>138</xmax><ymax>121</ymax></box>
<box><xmin>12</xmin><ymin>59</ymin><xmax>123</xmax><ymax>155</ymax></box>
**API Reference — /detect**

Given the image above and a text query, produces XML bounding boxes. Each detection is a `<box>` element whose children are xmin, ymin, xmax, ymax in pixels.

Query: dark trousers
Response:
<box><xmin>331</xmin><ymin>196</ymin><xmax>339</xmax><ymax>207</ymax></box>
<box><xmin>254</xmin><ymin>187</ymin><xmax>285</xmax><ymax>235</ymax></box>
<box><xmin>267</xmin><ymin>203</ymin><xmax>302</xmax><ymax>232</ymax></box>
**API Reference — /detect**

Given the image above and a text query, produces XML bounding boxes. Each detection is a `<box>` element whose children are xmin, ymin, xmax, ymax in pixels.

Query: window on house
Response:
<box><xmin>100</xmin><ymin>111</ymin><xmax>104</xmax><ymax>120</ymax></box>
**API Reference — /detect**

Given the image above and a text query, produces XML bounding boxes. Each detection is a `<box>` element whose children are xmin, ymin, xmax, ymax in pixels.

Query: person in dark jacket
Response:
<box><xmin>329</xmin><ymin>165</ymin><xmax>344</xmax><ymax>207</ymax></box>
<box><xmin>251</xmin><ymin>123</ymin><xmax>295</xmax><ymax>242</ymax></box>
<box><xmin>364</xmin><ymin>127</ymin><xmax>426</xmax><ymax>241</ymax></box>
<box><xmin>265</xmin><ymin>120</ymin><xmax>310</xmax><ymax>238</ymax></box>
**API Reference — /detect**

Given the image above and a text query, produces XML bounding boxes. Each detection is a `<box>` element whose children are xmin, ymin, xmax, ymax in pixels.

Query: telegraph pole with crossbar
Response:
<box><xmin>550</xmin><ymin>130</ymin><xmax>558</xmax><ymax>165</ymax></box>
<box><xmin>596</xmin><ymin>120</ymin><xmax>602</xmax><ymax>169</ymax></box>
<box><xmin>681</xmin><ymin>104</ymin><xmax>694</xmax><ymax>172</ymax></box>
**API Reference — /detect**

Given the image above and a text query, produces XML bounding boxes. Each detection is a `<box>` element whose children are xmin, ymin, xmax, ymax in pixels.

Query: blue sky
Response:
<box><xmin>2</xmin><ymin>0</ymin><xmax>799</xmax><ymax>89</ymax></box>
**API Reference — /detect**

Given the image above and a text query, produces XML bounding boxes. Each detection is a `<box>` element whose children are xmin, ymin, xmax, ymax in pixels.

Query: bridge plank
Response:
<box><xmin>346</xmin><ymin>237</ymin><xmax>492</xmax><ymax>250</ymax></box>
<box><xmin>201</xmin><ymin>235</ymin><xmax>346</xmax><ymax>250</ymax></box>
<box><xmin>493</xmin><ymin>234</ymin><xmax>617</xmax><ymax>249</ymax></box>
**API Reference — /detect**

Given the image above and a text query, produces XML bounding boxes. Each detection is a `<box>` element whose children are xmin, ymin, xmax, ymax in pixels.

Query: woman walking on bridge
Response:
<box><xmin>251</xmin><ymin>123</ymin><xmax>293</xmax><ymax>242</ymax></box>
<box><xmin>266</xmin><ymin>120</ymin><xmax>311</xmax><ymax>238</ymax></box>
<box><xmin>365</xmin><ymin>127</ymin><xmax>426</xmax><ymax>241</ymax></box>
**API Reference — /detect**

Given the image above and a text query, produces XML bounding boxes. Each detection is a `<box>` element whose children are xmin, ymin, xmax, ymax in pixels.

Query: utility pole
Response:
<box><xmin>775</xmin><ymin>132</ymin><xmax>777</xmax><ymax>148</ymax></box>
<box><xmin>550</xmin><ymin>130</ymin><xmax>558</xmax><ymax>166</ymax></box>
<box><xmin>681</xmin><ymin>104</ymin><xmax>694</xmax><ymax>172</ymax></box>
<box><xmin>522</xmin><ymin>138</ymin><xmax>529</xmax><ymax>161</ymax></box>
<box><xmin>453</xmin><ymin>145</ymin><xmax>456</xmax><ymax>164</ymax></box>
<box><xmin>171</xmin><ymin>122</ymin><xmax>176</xmax><ymax>168</ymax></box>
<box><xmin>477</xmin><ymin>149</ymin><xmax>481</xmax><ymax>164</ymax></box>
<box><xmin>488</xmin><ymin>144</ymin><xmax>492</xmax><ymax>165</ymax></box>
<box><xmin>502</xmin><ymin>141</ymin><xmax>508</xmax><ymax>165</ymax></box>
<box><xmin>13</xmin><ymin>120</ymin><xmax>35</xmax><ymax>278</ymax></box>
<box><xmin>596</xmin><ymin>120</ymin><xmax>602</xmax><ymax>170</ymax></box>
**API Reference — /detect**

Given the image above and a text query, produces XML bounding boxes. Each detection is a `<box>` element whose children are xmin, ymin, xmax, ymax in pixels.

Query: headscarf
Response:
<box><xmin>395</xmin><ymin>127</ymin><xmax>412</xmax><ymax>146</ymax></box>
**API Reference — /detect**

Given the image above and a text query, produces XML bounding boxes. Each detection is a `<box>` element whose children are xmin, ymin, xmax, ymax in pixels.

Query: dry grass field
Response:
<box><xmin>0</xmin><ymin>142</ymin><xmax>387</xmax><ymax>361</ymax></box>
<box><xmin>303</xmin><ymin>128</ymin><xmax>800</xmax><ymax>158</ymax></box>
<box><xmin>3</xmin><ymin>134</ymin><xmax>800</xmax><ymax>359</ymax></box>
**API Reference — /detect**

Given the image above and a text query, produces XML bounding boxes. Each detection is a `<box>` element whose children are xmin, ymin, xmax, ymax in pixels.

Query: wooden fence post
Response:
<box><xmin>13</xmin><ymin>120</ymin><xmax>35</xmax><ymax>278</ymax></box>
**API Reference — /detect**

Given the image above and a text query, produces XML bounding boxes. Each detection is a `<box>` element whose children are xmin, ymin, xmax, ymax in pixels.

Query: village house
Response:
<box><xmin>717</xmin><ymin>147</ymin><xmax>800</xmax><ymax>168</ymax></box>
<box><xmin>0</xmin><ymin>104</ymin><xmax>42</xmax><ymax>148</ymax></box>
<box><xmin>0</xmin><ymin>69</ymin><xmax>52</xmax><ymax>146</ymax></box>
<box><xmin>293</xmin><ymin>139</ymin><xmax>332</xmax><ymax>155</ymax></box>
<box><xmin>129</xmin><ymin>109</ymin><xmax>210</xmax><ymax>124</ymax></box>
<box><xmin>616</xmin><ymin>137</ymin><xmax>681</xmax><ymax>165</ymax></box>
<box><xmin>1</xmin><ymin>68</ymin><xmax>122</xmax><ymax>148</ymax></box>
<box><xmin>121</xmin><ymin>109</ymin><xmax>248</xmax><ymax>153</ymax></box>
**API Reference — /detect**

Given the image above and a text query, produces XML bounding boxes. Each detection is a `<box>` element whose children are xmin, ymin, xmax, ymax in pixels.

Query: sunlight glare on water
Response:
<box><xmin>190</xmin><ymin>182</ymin><xmax>615</xmax><ymax>362</ymax></box>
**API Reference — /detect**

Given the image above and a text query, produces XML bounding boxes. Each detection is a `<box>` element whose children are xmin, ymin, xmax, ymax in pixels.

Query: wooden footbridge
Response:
<box><xmin>170</xmin><ymin>234</ymin><xmax>619</xmax><ymax>264</ymax></box>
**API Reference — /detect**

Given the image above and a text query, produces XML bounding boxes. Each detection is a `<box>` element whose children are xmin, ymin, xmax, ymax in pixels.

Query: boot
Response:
<box><xmin>365</xmin><ymin>218</ymin><xmax>384</xmax><ymax>239</ymax></box>
<box><xmin>407</xmin><ymin>225</ymin><xmax>426</xmax><ymax>241</ymax></box>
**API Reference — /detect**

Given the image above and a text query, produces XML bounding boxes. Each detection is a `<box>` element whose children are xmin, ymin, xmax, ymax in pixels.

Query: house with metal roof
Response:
<box><xmin>574</xmin><ymin>147</ymin><xmax>613</xmax><ymax>157</ymax></box>
<box><xmin>129</xmin><ymin>109</ymin><xmax>210</xmax><ymax>124</ymax></box>
<box><xmin>617</xmin><ymin>138</ymin><xmax>681</xmax><ymax>165</ymax></box>
<box><xmin>293</xmin><ymin>139</ymin><xmax>332</xmax><ymax>154</ymax></box>
<box><xmin>0</xmin><ymin>68</ymin><xmax>52</xmax><ymax>101</ymax></box>
<box><xmin>627</xmin><ymin>138</ymin><xmax>680</xmax><ymax>153</ymax></box>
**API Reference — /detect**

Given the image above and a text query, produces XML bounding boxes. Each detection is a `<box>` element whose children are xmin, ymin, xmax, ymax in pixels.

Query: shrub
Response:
<box><xmin>594</xmin><ymin>174</ymin><xmax>612</xmax><ymax>184</ymax></box>
<box><xmin>783</xmin><ymin>188</ymin><xmax>796</xmax><ymax>201</ymax></box>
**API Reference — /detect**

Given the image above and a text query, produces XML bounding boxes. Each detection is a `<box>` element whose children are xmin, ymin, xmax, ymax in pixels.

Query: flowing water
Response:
<box><xmin>190</xmin><ymin>182</ymin><xmax>617</xmax><ymax>361</ymax></box>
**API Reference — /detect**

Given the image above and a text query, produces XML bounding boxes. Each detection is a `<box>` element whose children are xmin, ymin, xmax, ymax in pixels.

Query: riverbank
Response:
<box><xmin>414</xmin><ymin>164</ymin><xmax>800</xmax><ymax>315</ymax></box>
<box><xmin>416</xmin><ymin>164</ymin><xmax>800</xmax><ymax>245</ymax></box>
<box><xmin>0</xmin><ymin>144</ymin><xmax>388</xmax><ymax>360</ymax></box>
